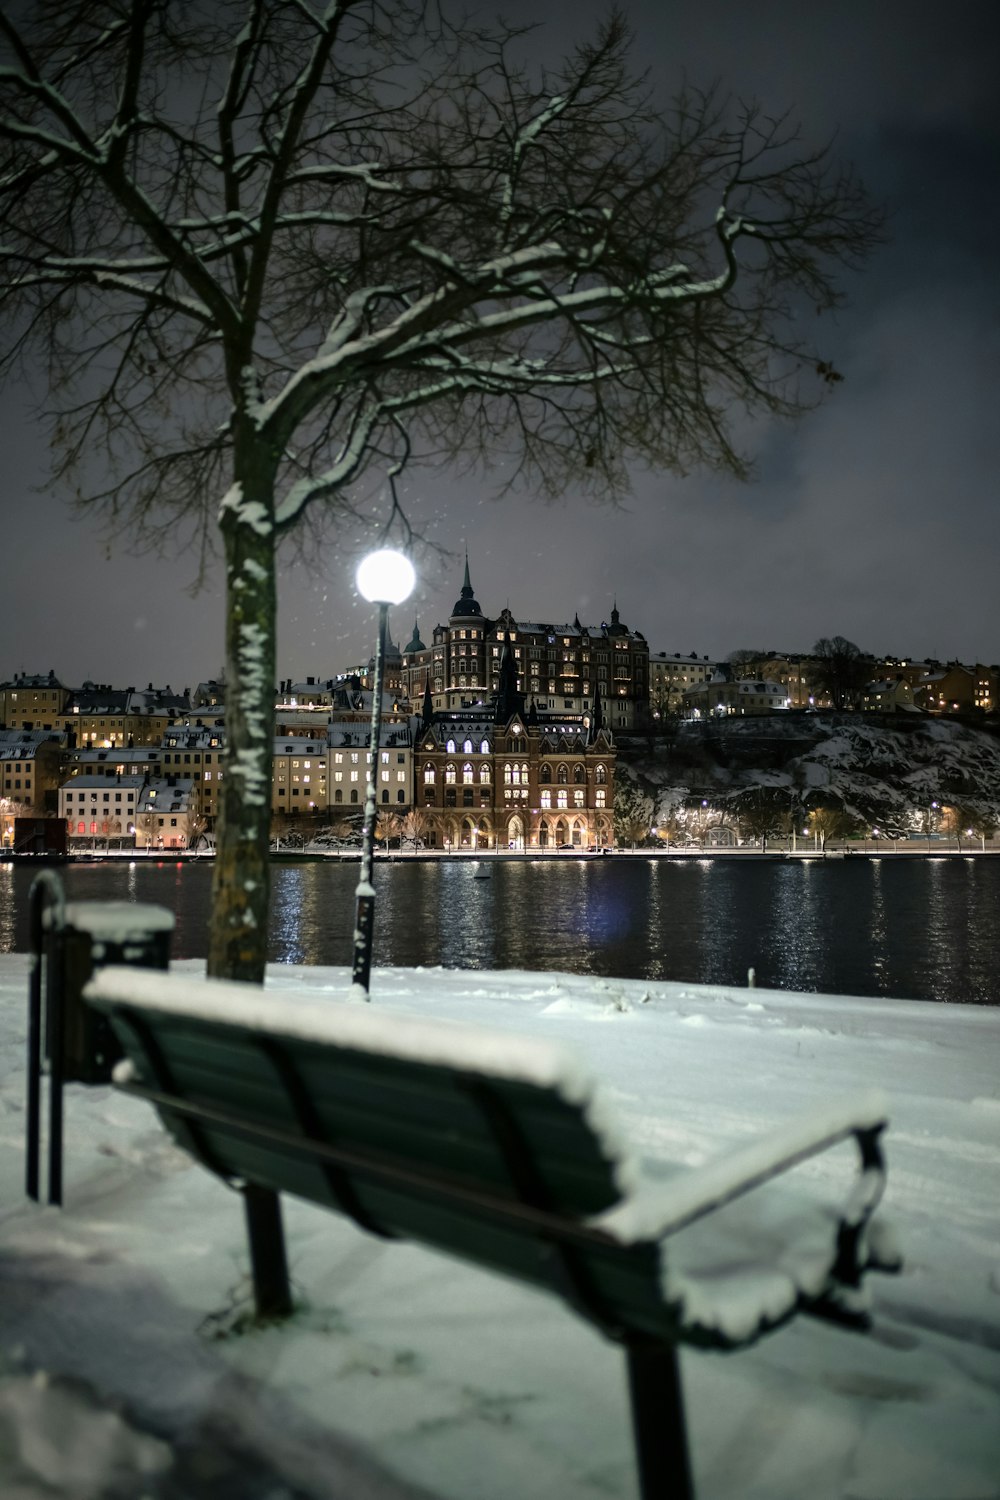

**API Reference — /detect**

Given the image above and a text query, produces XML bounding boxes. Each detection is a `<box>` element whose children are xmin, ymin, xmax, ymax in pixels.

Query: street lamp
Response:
<box><xmin>352</xmin><ymin>548</ymin><xmax>416</xmax><ymax>997</ymax></box>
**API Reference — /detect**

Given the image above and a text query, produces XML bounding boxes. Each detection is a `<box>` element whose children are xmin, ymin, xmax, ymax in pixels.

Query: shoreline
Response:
<box><xmin>4</xmin><ymin>845</ymin><xmax>997</xmax><ymax>867</ymax></box>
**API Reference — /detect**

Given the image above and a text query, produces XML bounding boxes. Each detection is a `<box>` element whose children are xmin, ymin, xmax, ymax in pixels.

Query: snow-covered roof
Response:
<box><xmin>273</xmin><ymin>739</ymin><xmax>327</xmax><ymax>755</ymax></box>
<box><xmin>137</xmin><ymin>777</ymin><xmax>195</xmax><ymax>813</ymax></box>
<box><xmin>329</xmin><ymin>725</ymin><xmax>412</xmax><ymax>749</ymax></box>
<box><xmin>650</xmin><ymin>651</ymin><xmax>714</xmax><ymax>663</ymax></box>
<box><xmin>69</xmin><ymin>746</ymin><xmax>159</xmax><ymax>763</ymax></box>
<box><xmin>0</xmin><ymin>730</ymin><xmax>65</xmax><ymax>758</ymax></box>
<box><xmin>61</xmin><ymin>775</ymin><xmax>147</xmax><ymax>790</ymax></box>
<box><xmin>0</xmin><ymin>670</ymin><xmax>64</xmax><ymax>688</ymax></box>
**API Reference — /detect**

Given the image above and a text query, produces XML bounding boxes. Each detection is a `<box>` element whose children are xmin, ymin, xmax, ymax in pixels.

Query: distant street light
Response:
<box><xmin>352</xmin><ymin>549</ymin><xmax>416</xmax><ymax>997</ymax></box>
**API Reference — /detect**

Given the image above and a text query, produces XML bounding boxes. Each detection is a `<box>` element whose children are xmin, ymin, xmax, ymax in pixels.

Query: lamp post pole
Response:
<box><xmin>352</xmin><ymin>600</ymin><xmax>389</xmax><ymax>995</ymax></box>
<box><xmin>351</xmin><ymin>549</ymin><xmax>415</xmax><ymax>998</ymax></box>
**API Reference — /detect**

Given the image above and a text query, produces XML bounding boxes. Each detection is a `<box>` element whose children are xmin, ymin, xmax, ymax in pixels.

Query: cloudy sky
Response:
<box><xmin>3</xmin><ymin>0</ymin><xmax>999</xmax><ymax>692</ymax></box>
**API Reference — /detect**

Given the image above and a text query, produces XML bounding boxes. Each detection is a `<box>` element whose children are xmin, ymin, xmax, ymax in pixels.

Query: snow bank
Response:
<box><xmin>2</xmin><ymin>956</ymin><xmax>999</xmax><ymax>1500</ymax></box>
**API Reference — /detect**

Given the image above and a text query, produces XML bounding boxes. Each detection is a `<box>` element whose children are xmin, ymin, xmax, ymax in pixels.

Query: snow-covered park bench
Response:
<box><xmin>83</xmin><ymin>967</ymin><xmax>901</xmax><ymax>1500</ymax></box>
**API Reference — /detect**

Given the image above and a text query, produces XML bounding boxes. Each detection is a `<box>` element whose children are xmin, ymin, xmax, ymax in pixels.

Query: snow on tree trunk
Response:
<box><xmin>209</xmin><ymin>487</ymin><xmax>276</xmax><ymax>983</ymax></box>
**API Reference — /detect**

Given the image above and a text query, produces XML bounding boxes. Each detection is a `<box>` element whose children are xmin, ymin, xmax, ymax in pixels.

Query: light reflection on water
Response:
<box><xmin>1</xmin><ymin>856</ymin><xmax>999</xmax><ymax>1004</ymax></box>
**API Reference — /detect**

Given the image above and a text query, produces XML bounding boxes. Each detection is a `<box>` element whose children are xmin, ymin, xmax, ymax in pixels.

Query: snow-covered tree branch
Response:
<box><xmin>0</xmin><ymin>0</ymin><xmax>883</xmax><ymax>982</ymax></box>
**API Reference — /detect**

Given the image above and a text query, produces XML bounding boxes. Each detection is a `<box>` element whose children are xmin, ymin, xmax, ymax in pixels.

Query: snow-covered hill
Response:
<box><xmin>622</xmin><ymin>715</ymin><xmax>1000</xmax><ymax>836</ymax></box>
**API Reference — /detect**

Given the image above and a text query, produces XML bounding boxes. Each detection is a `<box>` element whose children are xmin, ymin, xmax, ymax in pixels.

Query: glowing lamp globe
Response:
<box><xmin>356</xmin><ymin>549</ymin><xmax>415</xmax><ymax>607</ymax></box>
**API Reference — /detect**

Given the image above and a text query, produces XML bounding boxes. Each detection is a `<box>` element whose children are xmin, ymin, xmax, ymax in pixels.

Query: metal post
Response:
<box><xmin>26</xmin><ymin>871</ymin><xmax>66</xmax><ymax>1203</ymax></box>
<box><xmin>625</xmin><ymin>1340</ymin><xmax>695</xmax><ymax>1500</ymax></box>
<box><xmin>47</xmin><ymin>947</ymin><xmax>65</xmax><ymax>1207</ymax></box>
<box><xmin>242</xmin><ymin>1184</ymin><xmax>293</xmax><ymax>1319</ymax></box>
<box><xmin>352</xmin><ymin>600</ymin><xmax>389</xmax><ymax>996</ymax></box>
<box><xmin>25</xmin><ymin>885</ymin><xmax>173</xmax><ymax>1206</ymax></box>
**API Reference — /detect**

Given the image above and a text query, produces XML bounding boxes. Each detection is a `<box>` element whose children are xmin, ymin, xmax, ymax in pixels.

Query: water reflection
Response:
<box><xmin>869</xmin><ymin>861</ymin><xmax>889</xmax><ymax>992</ymax></box>
<box><xmin>1</xmin><ymin>856</ymin><xmax>998</xmax><ymax>1004</ymax></box>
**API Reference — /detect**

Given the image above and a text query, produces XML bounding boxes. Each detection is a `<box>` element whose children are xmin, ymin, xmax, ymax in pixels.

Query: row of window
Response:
<box><xmin>426</xmin><ymin>787</ymin><xmax>606</xmax><ymax>809</ymax></box>
<box><xmin>66</xmin><ymin>791</ymin><xmax>133</xmax><ymax>801</ymax></box>
<box><xmin>329</xmin><ymin>788</ymin><xmax>406</xmax><ymax>805</ymax></box>
<box><xmin>423</xmin><ymin>761</ymin><xmax>606</xmax><ymax>783</ymax></box>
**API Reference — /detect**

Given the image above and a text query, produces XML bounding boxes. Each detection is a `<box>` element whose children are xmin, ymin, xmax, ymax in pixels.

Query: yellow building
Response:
<box><xmin>272</xmin><ymin>737</ymin><xmax>329</xmax><ymax>818</ymax></box>
<box><xmin>0</xmin><ymin>671</ymin><xmax>70</xmax><ymax>731</ymax></box>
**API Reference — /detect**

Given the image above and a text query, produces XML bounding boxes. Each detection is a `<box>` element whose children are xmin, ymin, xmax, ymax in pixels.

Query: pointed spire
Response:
<box><xmin>451</xmin><ymin>553</ymin><xmax>482</xmax><ymax>619</ymax></box>
<box><xmin>591</xmin><ymin>680</ymin><xmax>605</xmax><ymax>739</ymax></box>
<box><xmin>494</xmin><ymin>631</ymin><xmax>525</xmax><ymax>725</ymax></box>
<box><xmin>421</xmin><ymin>676</ymin><xmax>434</xmax><ymax>728</ymax></box>
<box><xmin>404</xmin><ymin>616</ymin><xmax>425</xmax><ymax>653</ymax></box>
<box><xmin>527</xmin><ymin>697</ymin><xmax>539</xmax><ymax>727</ymax></box>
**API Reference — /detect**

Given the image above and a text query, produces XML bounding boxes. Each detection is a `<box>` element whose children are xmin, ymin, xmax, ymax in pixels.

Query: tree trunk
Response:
<box><xmin>209</xmin><ymin>490</ymin><xmax>277</xmax><ymax>983</ymax></box>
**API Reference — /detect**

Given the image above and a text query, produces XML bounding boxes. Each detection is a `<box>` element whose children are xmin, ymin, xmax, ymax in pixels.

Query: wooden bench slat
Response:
<box><xmin>142</xmin><ymin>1021</ymin><xmax>625</xmax><ymax>1215</ymax></box>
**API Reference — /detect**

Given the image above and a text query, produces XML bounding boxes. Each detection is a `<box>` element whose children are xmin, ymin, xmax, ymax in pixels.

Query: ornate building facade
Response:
<box><xmin>414</xmin><ymin>634</ymin><xmax>615</xmax><ymax>851</ymax></box>
<box><xmin>399</xmin><ymin>559</ymin><xmax>648</xmax><ymax>732</ymax></box>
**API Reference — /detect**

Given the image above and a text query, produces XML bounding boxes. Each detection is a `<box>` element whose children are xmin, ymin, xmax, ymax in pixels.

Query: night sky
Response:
<box><xmin>4</xmin><ymin>0</ymin><xmax>999</xmax><ymax>692</ymax></box>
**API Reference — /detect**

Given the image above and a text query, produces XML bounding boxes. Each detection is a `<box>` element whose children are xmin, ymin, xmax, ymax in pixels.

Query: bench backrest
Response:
<box><xmin>84</xmin><ymin>968</ymin><xmax>649</xmax><ymax>1310</ymax></box>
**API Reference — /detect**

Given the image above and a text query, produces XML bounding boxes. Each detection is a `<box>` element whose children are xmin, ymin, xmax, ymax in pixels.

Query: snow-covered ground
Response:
<box><xmin>1</xmin><ymin>954</ymin><xmax>999</xmax><ymax>1499</ymax></box>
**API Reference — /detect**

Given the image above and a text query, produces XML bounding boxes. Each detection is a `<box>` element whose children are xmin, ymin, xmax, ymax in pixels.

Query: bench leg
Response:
<box><xmin>242</xmin><ymin>1185</ymin><xmax>293</xmax><ymax>1319</ymax></box>
<box><xmin>625</xmin><ymin>1340</ymin><xmax>695</xmax><ymax>1500</ymax></box>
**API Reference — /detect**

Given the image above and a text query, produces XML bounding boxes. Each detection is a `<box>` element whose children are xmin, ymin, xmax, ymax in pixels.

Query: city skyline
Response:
<box><xmin>4</xmin><ymin>0</ymin><xmax>998</xmax><ymax>688</ymax></box>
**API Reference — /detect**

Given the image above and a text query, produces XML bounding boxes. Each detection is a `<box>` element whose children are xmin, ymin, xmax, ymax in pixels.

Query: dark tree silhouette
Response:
<box><xmin>809</xmin><ymin>637</ymin><xmax>874</xmax><ymax>710</ymax></box>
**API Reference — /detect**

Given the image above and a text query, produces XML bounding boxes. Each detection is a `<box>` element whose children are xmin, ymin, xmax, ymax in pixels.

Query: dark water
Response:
<box><xmin>2</xmin><ymin>856</ymin><xmax>998</xmax><ymax>1004</ymax></box>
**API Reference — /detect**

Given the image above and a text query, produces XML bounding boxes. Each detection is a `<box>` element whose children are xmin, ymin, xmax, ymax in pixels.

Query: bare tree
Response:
<box><xmin>187</xmin><ymin>811</ymin><xmax>208</xmax><ymax>849</ymax></box>
<box><xmin>400</xmin><ymin>807</ymin><xmax>429</xmax><ymax>851</ymax></box>
<box><xmin>374</xmin><ymin>809</ymin><xmax>402</xmax><ymax>850</ymax></box>
<box><xmin>806</xmin><ymin>801</ymin><xmax>861</xmax><ymax>851</ymax></box>
<box><xmin>135</xmin><ymin>809</ymin><xmax>158</xmax><ymax>851</ymax></box>
<box><xmin>726</xmin><ymin>648</ymin><xmax>771</xmax><ymax>680</ymax></box>
<box><xmin>0</xmin><ymin>2</ymin><xmax>882</xmax><ymax>981</ymax></box>
<box><xmin>734</xmin><ymin>788</ymin><xmax>784</xmax><ymax>852</ymax></box>
<box><xmin>808</xmin><ymin>637</ymin><xmax>873</xmax><ymax>711</ymax></box>
<box><xmin>614</xmin><ymin>774</ymin><xmax>653</xmax><ymax>849</ymax></box>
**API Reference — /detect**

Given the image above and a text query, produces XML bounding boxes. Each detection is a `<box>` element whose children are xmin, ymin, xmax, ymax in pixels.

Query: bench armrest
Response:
<box><xmin>589</xmin><ymin>1088</ymin><xmax>888</xmax><ymax>1246</ymax></box>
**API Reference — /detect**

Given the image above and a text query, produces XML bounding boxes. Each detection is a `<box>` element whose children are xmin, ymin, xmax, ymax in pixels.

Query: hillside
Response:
<box><xmin>620</xmin><ymin>714</ymin><xmax>1000</xmax><ymax>839</ymax></box>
